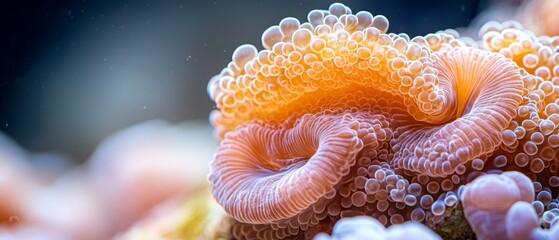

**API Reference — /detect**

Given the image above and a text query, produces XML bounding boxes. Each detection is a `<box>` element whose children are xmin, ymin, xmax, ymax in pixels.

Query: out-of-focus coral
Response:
<box><xmin>207</xmin><ymin>2</ymin><xmax>559</xmax><ymax>239</ymax></box>
<box><xmin>522</xmin><ymin>0</ymin><xmax>559</xmax><ymax>36</ymax></box>
<box><xmin>462</xmin><ymin>0</ymin><xmax>559</xmax><ymax>37</ymax></box>
<box><xmin>0</xmin><ymin>120</ymin><xmax>216</xmax><ymax>239</ymax></box>
<box><xmin>0</xmin><ymin>133</ymin><xmax>36</xmax><ymax>227</ymax></box>
<box><xmin>313</xmin><ymin>216</ymin><xmax>441</xmax><ymax>240</ymax></box>
<box><xmin>24</xmin><ymin>168</ymin><xmax>107</xmax><ymax>240</ymax></box>
<box><xmin>118</xmin><ymin>187</ymin><xmax>229</xmax><ymax>240</ymax></box>
<box><xmin>88</xmin><ymin>120</ymin><xmax>215</xmax><ymax>234</ymax></box>
<box><xmin>0</xmin><ymin>134</ymin><xmax>90</xmax><ymax>240</ymax></box>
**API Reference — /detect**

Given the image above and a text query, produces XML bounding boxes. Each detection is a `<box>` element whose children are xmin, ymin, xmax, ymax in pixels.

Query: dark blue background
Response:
<box><xmin>0</xmin><ymin>0</ymin><xmax>484</xmax><ymax>161</ymax></box>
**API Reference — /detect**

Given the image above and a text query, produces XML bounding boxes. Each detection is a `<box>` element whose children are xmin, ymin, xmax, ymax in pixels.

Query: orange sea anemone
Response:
<box><xmin>208</xmin><ymin>3</ymin><xmax>559</xmax><ymax>239</ymax></box>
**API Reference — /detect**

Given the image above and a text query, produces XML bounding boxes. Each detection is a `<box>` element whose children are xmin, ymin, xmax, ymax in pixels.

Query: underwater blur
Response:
<box><xmin>2</xmin><ymin>1</ymin><xmax>559</xmax><ymax>239</ymax></box>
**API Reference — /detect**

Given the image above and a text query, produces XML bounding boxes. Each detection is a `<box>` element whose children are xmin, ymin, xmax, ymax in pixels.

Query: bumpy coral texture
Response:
<box><xmin>208</xmin><ymin>3</ymin><xmax>559</xmax><ymax>239</ymax></box>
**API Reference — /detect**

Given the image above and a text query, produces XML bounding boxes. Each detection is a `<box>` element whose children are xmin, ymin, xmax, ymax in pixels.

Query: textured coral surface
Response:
<box><xmin>207</xmin><ymin>3</ymin><xmax>559</xmax><ymax>239</ymax></box>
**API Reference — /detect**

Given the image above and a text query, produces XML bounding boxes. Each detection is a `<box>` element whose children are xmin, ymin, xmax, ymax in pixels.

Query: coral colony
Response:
<box><xmin>207</xmin><ymin>3</ymin><xmax>559</xmax><ymax>239</ymax></box>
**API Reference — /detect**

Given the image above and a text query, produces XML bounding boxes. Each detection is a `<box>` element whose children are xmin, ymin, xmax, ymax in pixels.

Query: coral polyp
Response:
<box><xmin>208</xmin><ymin>3</ymin><xmax>559</xmax><ymax>239</ymax></box>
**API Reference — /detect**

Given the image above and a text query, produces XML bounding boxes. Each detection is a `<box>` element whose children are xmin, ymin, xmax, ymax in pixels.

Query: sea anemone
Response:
<box><xmin>208</xmin><ymin>3</ymin><xmax>559</xmax><ymax>239</ymax></box>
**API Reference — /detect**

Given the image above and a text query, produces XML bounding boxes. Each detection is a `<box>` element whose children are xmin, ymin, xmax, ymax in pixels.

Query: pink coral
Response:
<box><xmin>461</xmin><ymin>171</ymin><xmax>534</xmax><ymax>239</ymax></box>
<box><xmin>314</xmin><ymin>216</ymin><xmax>441</xmax><ymax>240</ymax></box>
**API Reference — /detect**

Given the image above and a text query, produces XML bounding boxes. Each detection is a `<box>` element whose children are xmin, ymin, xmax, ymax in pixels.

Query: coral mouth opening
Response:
<box><xmin>209</xmin><ymin>114</ymin><xmax>366</xmax><ymax>224</ymax></box>
<box><xmin>390</xmin><ymin>48</ymin><xmax>523</xmax><ymax>177</ymax></box>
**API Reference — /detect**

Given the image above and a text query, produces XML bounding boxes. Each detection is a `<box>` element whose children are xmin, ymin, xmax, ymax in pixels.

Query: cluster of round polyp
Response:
<box><xmin>476</xmin><ymin>20</ymin><xmax>559</xmax><ymax>219</ymax></box>
<box><xmin>480</xmin><ymin>21</ymin><xmax>559</xmax><ymax>74</ymax></box>
<box><xmin>350</xmin><ymin>160</ymin><xmax>462</xmax><ymax>226</ymax></box>
<box><xmin>208</xmin><ymin>2</ymin><xmax>474</xmax><ymax>139</ymax></box>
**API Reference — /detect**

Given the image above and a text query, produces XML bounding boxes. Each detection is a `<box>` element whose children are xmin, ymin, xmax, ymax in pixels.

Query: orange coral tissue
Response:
<box><xmin>208</xmin><ymin>3</ymin><xmax>559</xmax><ymax>240</ymax></box>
